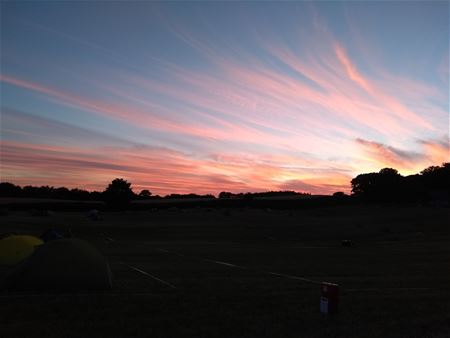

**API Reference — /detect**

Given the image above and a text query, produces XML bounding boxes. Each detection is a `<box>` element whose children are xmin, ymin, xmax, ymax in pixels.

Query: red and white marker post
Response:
<box><xmin>320</xmin><ymin>282</ymin><xmax>339</xmax><ymax>314</ymax></box>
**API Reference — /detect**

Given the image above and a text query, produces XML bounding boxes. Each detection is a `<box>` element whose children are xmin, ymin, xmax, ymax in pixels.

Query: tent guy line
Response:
<box><xmin>345</xmin><ymin>287</ymin><xmax>434</xmax><ymax>292</ymax></box>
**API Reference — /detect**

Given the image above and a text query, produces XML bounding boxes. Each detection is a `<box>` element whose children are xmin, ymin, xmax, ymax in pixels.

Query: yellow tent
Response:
<box><xmin>0</xmin><ymin>235</ymin><xmax>43</xmax><ymax>265</ymax></box>
<box><xmin>3</xmin><ymin>238</ymin><xmax>113</xmax><ymax>291</ymax></box>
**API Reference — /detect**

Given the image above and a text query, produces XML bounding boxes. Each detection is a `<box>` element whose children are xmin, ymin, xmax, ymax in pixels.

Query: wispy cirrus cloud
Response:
<box><xmin>1</xmin><ymin>108</ymin><xmax>134</xmax><ymax>147</ymax></box>
<box><xmin>334</xmin><ymin>43</ymin><xmax>434</xmax><ymax>130</ymax></box>
<box><xmin>1</xmin><ymin>74</ymin><xmax>300</xmax><ymax>149</ymax></box>
<box><xmin>0</xmin><ymin>140</ymin><xmax>354</xmax><ymax>195</ymax></box>
<box><xmin>419</xmin><ymin>138</ymin><xmax>449</xmax><ymax>165</ymax></box>
<box><xmin>281</xmin><ymin>177</ymin><xmax>350</xmax><ymax>195</ymax></box>
<box><xmin>355</xmin><ymin>137</ymin><xmax>449</xmax><ymax>173</ymax></box>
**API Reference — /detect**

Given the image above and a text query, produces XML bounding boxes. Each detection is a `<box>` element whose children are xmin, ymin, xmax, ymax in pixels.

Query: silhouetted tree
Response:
<box><xmin>333</xmin><ymin>191</ymin><xmax>345</xmax><ymax>197</ymax></box>
<box><xmin>421</xmin><ymin>163</ymin><xmax>450</xmax><ymax>190</ymax></box>
<box><xmin>351</xmin><ymin>172</ymin><xmax>379</xmax><ymax>198</ymax></box>
<box><xmin>103</xmin><ymin>178</ymin><xmax>135</xmax><ymax>209</ymax></box>
<box><xmin>219</xmin><ymin>191</ymin><xmax>233</xmax><ymax>199</ymax></box>
<box><xmin>377</xmin><ymin>168</ymin><xmax>402</xmax><ymax>201</ymax></box>
<box><xmin>351</xmin><ymin>168</ymin><xmax>402</xmax><ymax>201</ymax></box>
<box><xmin>332</xmin><ymin>191</ymin><xmax>347</xmax><ymax>199</ymax></box>
<box><xmin>219</xmin><ymin>190</ymin><xmax>306</xmax><ymax>199</ymax></box>
<box><xmin>139</xmin><ymin>189</ymin><xmax>152</xmax><ymax>199</ymax></box>
<box><xmin>351</xmin><ymin>163</ymin><xmax>449</xmax><ymax>203</ymax></box>
<box><xmin>402</xmin><ymin>174</ymin><xmax>425</xmax><ymax>202</ymax></box>
<box><xmin>243</xmin><ymin>192</ymin><xmax>253</xmax><ymax>200</ymax></box>
<box><xmin>89</xmin><ymin>191</ymin><xmax>103</xmax><ymax>201</ymax></box>
<box><xmin>22</xmin><ymin>185</ymin><xmax>41</xmax><ymax>198</ymax></box>
<box><xmin>54</xmin><ymin>187</ymin><xmax>70</xmax><ymax>199</ymax></box>
<box><xmin>0</xmin><ymin>182</ymin><xmax>22</xmax><ymax>197</ymax></box>
<box><xmin>164</xmin><ymin>193</ymin><xmax>214</xmax><ymax>199</ymax></box>
<box><xmin>69</xmin><ymin>188</ymin><xmax>90</xmax><ymax>200</ymax></box>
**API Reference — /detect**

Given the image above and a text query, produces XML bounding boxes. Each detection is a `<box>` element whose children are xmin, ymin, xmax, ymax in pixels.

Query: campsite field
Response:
<box><xmin>1</xmin><ymin>205</ymin><xmax>449</xmax><ymax>338</ymax></box>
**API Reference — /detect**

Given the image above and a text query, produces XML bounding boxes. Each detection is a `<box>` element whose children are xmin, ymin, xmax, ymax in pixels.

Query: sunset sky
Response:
<box><xmin>1</xmin><ymin>2</ymin><xmax>448</xmax><ymax>195</ymax></box>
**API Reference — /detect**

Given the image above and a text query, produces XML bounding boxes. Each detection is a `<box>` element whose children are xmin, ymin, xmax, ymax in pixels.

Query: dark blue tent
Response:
<box><xmin>40</xmin><ymin>228</ymin><xmax>64</xmax><ymax>242</ymax></box>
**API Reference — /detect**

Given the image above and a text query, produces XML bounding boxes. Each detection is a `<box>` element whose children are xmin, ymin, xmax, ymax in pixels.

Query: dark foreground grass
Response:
<box><xmin>0</xmin><ymin>205</ymin><xmax>449</xmax><ymax>338</ymax></box>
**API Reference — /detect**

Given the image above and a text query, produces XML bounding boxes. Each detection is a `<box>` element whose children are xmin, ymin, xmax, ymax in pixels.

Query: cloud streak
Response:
<box><xmin>355</xmin><ymin>137</ymin><xmax>449</xmax><ymax>174</ymax></box>
<box><xmin>1</xmin><ymin>140</ymin><xmax>353</xmax><ymax>195</ymax></box>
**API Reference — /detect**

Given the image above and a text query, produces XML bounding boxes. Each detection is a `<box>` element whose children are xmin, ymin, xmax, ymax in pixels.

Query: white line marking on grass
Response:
<box><xmin>0</xmin><ymin>292</ymin><xmax>162</xmax><ymax>298</ymax></box>
<box><xmin>346</xmin><ymin>287</ymin><xmax>433</xmax><ymax>292</ymax></box>
<box><xmin>115</xmin><ymin>241</ymin><xmax>323</xmax><ymax>286</ymax></box>
<box><xmin>118</xmin><ymin>262</ymin><xmax>177</xmax><ymax>289</ymax></box>
<box><xmin>203</xmin><ymin>259</ymin><xmax>243</xmax><ymax>268</ymax></box>
<box><xmin>154</xmin><ymin>248</ymin><xmax>323</xmax><ymax>285</ymax></box>
<box><xmin>106</xmin><ymin>237</ymin><xmax>446</xmax><ymax>292</ymax></box>
<box><xmin>266</xmin><ymin>271</ymin><xmax>321</xmax><ymax>285</ymax></box>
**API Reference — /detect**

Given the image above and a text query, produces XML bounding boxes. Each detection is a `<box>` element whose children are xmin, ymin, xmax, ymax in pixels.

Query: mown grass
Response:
<box><xmin>0</xmin><ymin>205</ymin><xmax>449</xmax><ymax>337</ymax></box>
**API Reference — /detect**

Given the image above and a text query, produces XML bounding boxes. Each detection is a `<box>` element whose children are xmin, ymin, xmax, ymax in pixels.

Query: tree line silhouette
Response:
<box><xmin>218</xmin><ymin>191</ymin><xmax>311</xmax><ymax>199</ymax></box>
<box><xmin>0</xmin><ymin>178</ymin><xmax>216</xmax><ymax>204</ymax></box>
<box><xmin>351</xmin><ymin>163</ymin><xmax>449</xmax><ymax>202</ymax></box>
<box><xmin>0</xmin><ymin>181</ymin><xmax>311</xmax><ymax>201</ymax></box>
<box><xmin>0</xmin><ymin>163</ymin><xmax>448</xmax><ymax>205</ymax></box>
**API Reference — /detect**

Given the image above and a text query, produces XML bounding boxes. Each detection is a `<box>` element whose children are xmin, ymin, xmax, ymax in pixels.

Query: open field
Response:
<box><xmin>1</xmin><ymin>205</ymin><xmax>449</xmax><ymax>338</ymax></box>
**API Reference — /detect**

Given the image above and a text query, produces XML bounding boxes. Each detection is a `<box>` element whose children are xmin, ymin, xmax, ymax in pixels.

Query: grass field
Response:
<box><xmin>1</xmin><ymin>205</ymin><xmax>449</xmax><ymax>338</ymax></box>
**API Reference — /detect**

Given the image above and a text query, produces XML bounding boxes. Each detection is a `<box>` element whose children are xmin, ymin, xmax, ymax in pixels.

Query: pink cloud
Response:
<box><xmin>1</xmin><ymin>74</ymin><xmax>296</xmax><ymax>148</ymax></box>
<box><xmin>1</xmin><ymin>140</ymin><xmax>354</xmax><ymax>195</ymax></box>
<box><xmin>355</xmin><ymin>137</ymin><xmax>449</xmax><ymax>174</ymax></box>
<box><xmin>420</xmin><ymin>138</ymin><xmax>449</xmax><ymax>165</ymax></box>
<box><xmin>335</xmin><ymin>43</ymin><xmax>372</xmax><ymax>93</ymax></box>
<box><xmin>281</xmin><ymin>178</ymin><xmax>350</xmax><ymax>195</ymax></box>
<box><xmin>333</xmin><ymin>43</ymin><xmax>434</xmax><ymax>131</ymax></box>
